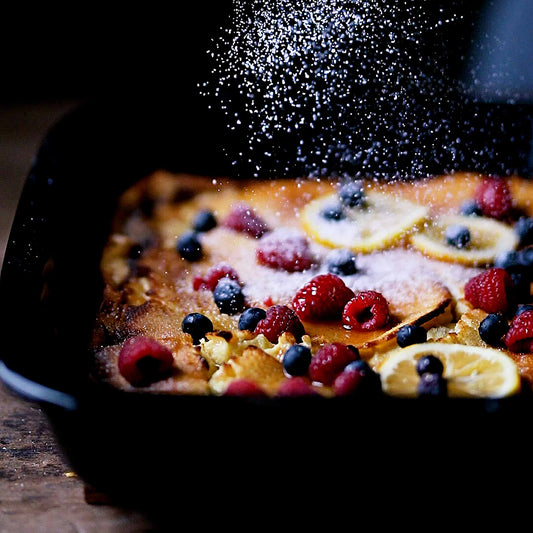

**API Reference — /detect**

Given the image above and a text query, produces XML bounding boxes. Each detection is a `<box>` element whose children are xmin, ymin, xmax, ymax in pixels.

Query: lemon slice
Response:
<box><xmin>301</xmin><ymin>192</ymin><xmax>428</xmax><ymax>252</ymax></box>
<box><xmin>378</xmin><ymin>342</ymin><xmax>520</xmax><ymax>398</ymax></box>
<box><xmin>410</xmin><ymin>214</ymin><xmax>518</xmax><ymax>266</ymax></box>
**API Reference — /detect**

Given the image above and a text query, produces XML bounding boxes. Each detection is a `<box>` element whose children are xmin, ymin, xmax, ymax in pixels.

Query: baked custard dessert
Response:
<box><xmin>90</xmin><ymin>172</ymin><xmax>533</xmax><ymax>399</ymax></box>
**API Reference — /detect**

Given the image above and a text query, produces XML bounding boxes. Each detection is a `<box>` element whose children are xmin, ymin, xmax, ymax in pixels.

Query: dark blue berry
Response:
<box><xmin>510</xmin><ymin>270</ymin><xmax>531</xmax><ymax>302</ymax></box>
<box><xmin>326</xmin><ymin>248</ymin><xmax>358</xmax><ymax>275</ymax></box>
<box><xmin>320</xmin><ymin>203</ymin><xmax>346</xmax><ymax>221</ymax></box>
<box><xmin>519</xmin><ymin>247</ymin><xmax>533</xmax><ymax>276</ymax></box>
<box><xmin>445</xmin><ymin>224</ymin><xmax>471</xmax><ymax>249</ymax></box>
<box><xmin>282</xmin><ymin>344</ymin><xmax>312</xmax><ymax>376</ymax></box>
<box><xmin>516</xmin><ymin>304</ymin><xmax>533</xmax><ymax>317</ymax></box>
<box><xmin>343</xmin><ymin>359</ymin><xmax>382</xmax><ymax>393</ymax></box>
<box><xmin>182</xmin><ymin>313</ymin><xmax>213</xmax><ymax>344</ymax></box>
<box><xmin>515</xmin><ymin>217</ymin><xmax>533</xmax><ymax>247</ymax></box>
<box><xmin>193</xmin><ymin>210</ymin><xmax>217</xmax><ymax>232</ymax></box>
<box><xmin>416</xmin><ymin>355</ymin><xmax>444</xmax><ymax>376</ymax></box>
<box><xmin>460</xmin><ymin>200</ymin><xmax>482</xmax><ymax>217</ymax></box>
<box><xmin>177</xmin><ymin>231</ymin><xmax>203</xmax><ymax>262</ymax></box>
<box><xmin>478</xmin><ymin>313</ymin><xmax>509</xmax><ymax>346</ymax></box>
<box><xmin>397</xmin><ymin>324</ymin><xmax>427</xmax><ymax>347</ymax></box>
<box><xmin>238</xmin><ymin>307</ymin><xmax>267</xmax><ymax>331</ymax></box>
<box><xmin>417</xmin><ymin>373</ymin><xmax>447</xmax><ymax>398</ymax></box>
<box><xmin>338</xmin><ymin>181</ymin><xmax>365</xmax><ymax>208</ymax></box>
<box><xmin>213</xmin><ymin>278</ymin><xmax>245</xmax><ymax>315</ymax></box>
<box><xmin>495</xmin><ymin>250</ymin><xmax>522</xmax><ymax>272</ymax></box>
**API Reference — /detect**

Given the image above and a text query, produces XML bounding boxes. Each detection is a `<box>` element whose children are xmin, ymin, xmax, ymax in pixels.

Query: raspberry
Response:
<box><xmin>118</xmin><ymin>336</ymin><xmax>174</xmax><ymax>386</ymax></box>
<box><xmin>193</xmin><ymin>263</ymin><xmax>240</xmax><ymax>291</ymax></box>
<box><xmin>223</xmin><ymin>379</ymin><xmax>268</xmax><ymax>397</ymax></box>
<box><xmin>256</xmin><ymin>231</ymin><xmax>316</xmax><ymax>272</ymax></box>
<box><xmin>276</xmin><ymin>377</ymin><xmax>320</xmax><ymax>397</ymax></box>
<box><xmin>504</xmin><ymin>310</ymin><xmax>533</xmax><ymax>353</ymax></box>
<box><xmin>224</xmin><ymin>202</ymin><xmax>270</xmax><ymax>238</ymax></box>
<box><xmin>254</xmin><ymin>305</ymin><xmax>305</xmax><ymax>343</ymax></box>
<box><xmin>342</xmin><ymin>290</ymin><xmax>390</xmax><ymax>331</ymax></box>
<box><xmin>308</xmin><ymin>342</ymin><xmax>359</xmax><ymax>385</ymax></box>
<box><xmin>464</xmin><ymin>267</ymin><xmax>514</xmax><ymax>314</ymax></box>
<box><xmin>292</xmin><ymin>273</ymin><xmax>355</xmax><ymax>322</ymax></box>
<box><xmin>474</xmin><ymin>177</ymin><xmax>514</xmax><ymax>220</ymax></box>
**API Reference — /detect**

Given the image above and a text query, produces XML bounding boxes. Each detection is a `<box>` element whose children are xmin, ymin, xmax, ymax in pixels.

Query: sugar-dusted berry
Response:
<box><xmin>308</xmin><ymin>342</ymin><xmax>359</xmax><ymax>385</ymax></box>
<box><xmin>292</xmin><ymin>273</ymin><xmax>355</xmax><ymax>322</ymax></box>
<box><xmin>474</xmin><ymin>177</ymin><xmax>514</xmax><ymax>220</ymax></box>
<box><xmin>342</xmin><ymin>290</ymin><xmax>390</xmax><ymax>331</ymax></box>
<box><xmin>224</xmin><ymin>202</ymin><xmax>270</xmax><ymax>238</ymax></box>
<box><xmin>193</xmin><ymin>263</ymin><xmax>240</xmax><ymax>291</ymax></box>
<box><xmin>118</xmin><ymin>336</ymin><xmax>174</xmax><ymax>386</ymax></box>
<box><xmin>213</xmin><ymin>278</ymin><xmax>246</xmax><ymax>315</ymax></box>
<box><xmin>464</xmin><ymin>267</ymin><xmax>514</xmax><ymax>314</ymax></box>
<box><xmin>256</xmin><ymin>231</ymin><xmax>316</xmax><ymax>272</ymax></box>
<box><xmin>254</xmin><ymin>305</ymin><xmax>305</xmax><ymax>343</ymax></box>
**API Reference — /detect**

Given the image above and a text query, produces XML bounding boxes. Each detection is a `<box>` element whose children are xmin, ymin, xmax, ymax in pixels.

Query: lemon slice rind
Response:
<box><xmin>301</xmin><ymin>192</ymin><xmax>429</xmax><ymax>252</ymax></box>
<box><xmin>410</xmin><ymin>214</ymin><xmax>518</xmax><ymax>266</ymax></box>
<box><xmin>378</xmin><ymin>342</ymin><xmax>521</xmax><ymax>399</ymax></box>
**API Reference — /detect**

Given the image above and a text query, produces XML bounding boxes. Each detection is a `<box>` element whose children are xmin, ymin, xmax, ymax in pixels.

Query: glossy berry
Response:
<box><xmin>445</xmin><ymin>224</ymin><xmax>471</xmax><ymax>249</ymax></box>
<box><xmin>256</xmin><ymin>232</ymin><xmax>316</xmax><ymax>272</ymax></box>
<box><xmin>282</xmin><ymin>344</ymin><xmax>312</xmax><ymax>376</ymax></box>
<box><xmin>223</xmin><ymin>379</ymin><xmax>268</xmax><ymax>397</ymax></box>
<box><xmin>338</xmin><ymin>181</ymin><xmax>365</xmax><ymax>208</ymax></box>
<box><xmin>238</xmin><ymin>307</ymin><xmax>267</xmax><ymax>331</ymax></box>
<box><xmin>505</xmin><ymin>310</ymin><xmax>533</xmax><ymax>353</ymax></box>
<box><xmin>464</xmin><ymin>267</ymin><xmax>514</xmax><ymax>314</ymax></box>
<box><xmin>254</xmin><ymin>305</ymin><xmax>305</xmax><ymax>343</ymax></box>
<box><xmin>181</xmin><ymin>312</ymin><xmax>214</xmax><ymax>344</ymax></box>
<box><xmin>326</xmin><ymin>248</ymin><xmax>358</xmax><ymax>276</ymax></box>
<box><xmin>320</xmin><ymin>203</ymin><xmax>346</xmax><ymax>221</ymax></box>
<box><xmin>224</xmin><ymin>202</ymin><xmax>270</xmax><ymax>238</ymax></box>
<box><xmin>276</xmin><ymin>377</ymin><xmax>320</xmax><ymax>397</ymax></box>
<box><xmin>474</xmin><ymin>177</ymin><xmax>514</xmax><ymax>220</ymax></box>
<box><xmin>118</xmin><ymin>336</ymin><xmax>174</xmax><ymax>386</ymax></box>
<box><xmin>213</xmin><ymin>278</ymin><xmax>246</xmax><ymax>315</ymax></box>
<box><xmin>177</xmin><ymin>231</ymin><xmax>203</xmax><ymax>262</ymax></box>
<box><xmin>416</xmin><ymin>355</ymin><xmax>444</xmax><ymax>376</ymax></box>
<box><xmin>417</xmin><ymin>373</ymin><xmax>447</xmax><ymax>398</ymax></box>
<box><xmin>292</xmin><ymin>273</ymin><xmax>355</xmax><ymax>322</ymax></box>
<box><xmin>460</xmin><ymin>200</ymin><xmax>482</xmax><ymax>217</ymax></box>
<box><xmin>308</xmin><ymin>342</ymin><xmax>359</xmax><ymax>385</ymax></box>
<box><xmin>396</xmin><ymin>324</ymin><xmax>427</xmax><ymax>347</ymax></box>
<box><xmin>515</xmin><ymin>217</ymin><xmax>533</xmax><ymax>247</ymax></box>
<box><xmin>478</xmin><ymin>313</ymin><xmax>509</xmax><ymax>347</ymax></box>
<box><xmin>192</xmin><ymin>209</ymin><xmax>217</xmax><ymax>232</ymax></box>
<box><xmin>193</xmin><ymin>263</ymin><xmax>240</xmax><ymax>292</ymax></box>
<box><xmin>333</xmin><ymin>360</ymin><xmax>381</xmax><ymax>396</ymax></box>
<box><xmin>342</xmin><ymin>290</ymin><xmax>390</xmax><ymax>331</ymax></box>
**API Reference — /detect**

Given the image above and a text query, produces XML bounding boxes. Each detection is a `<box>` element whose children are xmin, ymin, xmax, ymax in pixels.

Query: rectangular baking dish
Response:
<box><xmin>1</xmin><ymin>98</ymin><xmax>533</xmax><ymax>507</ymax></box>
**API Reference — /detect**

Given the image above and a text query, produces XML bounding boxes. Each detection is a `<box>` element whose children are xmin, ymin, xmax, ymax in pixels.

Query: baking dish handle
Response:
<box><xmin>0</xmin><ymin>361</ymin><xmax>78</xmax><ymax>411</ymax></box>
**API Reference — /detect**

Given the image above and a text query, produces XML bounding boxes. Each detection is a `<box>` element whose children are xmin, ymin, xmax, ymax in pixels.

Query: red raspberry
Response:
<box><xmin>223</xmin><ymin>379</ymin><xmax>268</xmax><ymax>397</ymax></box>
<box><xmin>505</xmin><ymin>310</ymin><xmax>533</xmax><ymax>353</ymax></box>
<box><xmin>254</xmin><ymin>305</ymin><xmax>305</xmax><ymax>343</ymax></box>
<box><xmin>256</xmin><ymin>231</ymin><xmax>316</xmax><ymax>272</ymax></box>
<box><xmin>308</xmin><ymin>342</ymin><xmax>359</xmax><ymax>385</ymax></box>
<box><xmin>464</xmin><ymin>267</ymin><xmax>514</xmax><ymax>314</ymax></box>
<box><xmin>224</xmin><ymin>202</ymin><xmax>270</xmax><ymax>238</ymax></box>
<box><xmin>118</xmin><ymin>336</ymin><xmax>174</xmax><ymax>386</ymax></box>
<box><xmin>342</xmin><ymin>290</ymin><xmax>390</xmax><ymax>331</ymax></box>
<box><xmin>193</xmin><ymin>263</ymin><xmax>240</xmax><ymax>291</ymax></box>
<box><xmin>292</xmin><ymin>273</ymin><xmax>355</xmax><ymax>322</ymax></box>
<box><xmin>475</xmin><ymin>177</ymin><xmax>514</xmax><ymax>220</ymax></box>
<box><xmin>276</xmin><ymin>377</ymin><xmax>320</xmax><ymax>397</ymax></box>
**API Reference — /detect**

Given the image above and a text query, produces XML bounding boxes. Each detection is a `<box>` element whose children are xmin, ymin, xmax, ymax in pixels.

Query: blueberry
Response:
<box><xmin>516</xmin><ymin>304</ymin><xmax>533</xmax><ymax>317</ymax></box>
<box><xmin>326</xmin><ymin>248</ymin><xmax>358</xmax><ymax>275</ymax></box>
<box><xmin>445</xmin><ymin>224</ymin><xmax>471</xmax><ymax>249</ymax></box>
<box><xmin>460</xmin><ymin>200</ymin><xmax>482</xmax><ymax>217</ymax></box>
<box><xmin>519</xmin><ymin>247</ymin><xmax>533</xmax><ymax>274</ymax></box>
<box><xmin>397</xmin><ymin>324</ymin><xmax>427</xmax><ymax>348</ymax></box>
<box><xmin>177</xmin><ymin>231</ymin><xmax>203</xmax><ymax>262</ymax></box>
<box><xmin>338</xmin><ymin>181</ymin><xmax>365</xmax><ymax>208</ymax></box>
<box><xmin>343</xmin><ymin>359</ymin><xmax>382</xmax><ymax>393</ymax></box>
<box><xmin>213</xmin><ymin>278</ymin><xmax>245</xmax><ymax>315</ymax></box>
<box><xmin>417</xmin><ymin>373</ymin><xmax>447</xmax><ymax>398</ymax></box>
<box><xmin>478</xmin><ymin>313</ymin><xmax>509</xmax><ymax>346</ymax></box>
<box><xmin>416</xmin><ymin>355</ymin><xmax>444</xmax><ymax>376</ymax></box>
<box><xmin>515</xmin><ymin>217</ymin><xmax>533</xmax><ymax>247</ymax></box>
<box><xmin>282</xmin><ymin>345</ymin><xmax>312</xmax><ymax>376</ymax></box>
<box><xmin>193</xmin><ymin>209</ymin><xmax>217</xmax><ymax>232</ymax></box>
<box><xmin>182</xmin><ymin>312</ymin><xmax>214</xmax><ymax>344</ymax></box>
<box><xmin>320</xmin><ymin>203</ymin><xmax>346</xmax><ymax>221</ymax></box>
<box><xmin>510</xmin><ymin>270</ymin><xmax>531</xmax><ymax>302</ymax></box>
<box><xmin>238</xmin><ymin>307</ymin><xmax>267</xmax><ymax>331</ymax></box>
<box><xmin>494</xmin><ymin>250</ymin><xmax>522</xmax><ymax>271</ymax></box>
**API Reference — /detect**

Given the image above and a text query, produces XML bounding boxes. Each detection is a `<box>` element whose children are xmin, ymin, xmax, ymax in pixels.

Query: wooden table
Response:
<box><xmin>0</xmin><ymin>101</ymin><xmax>161</xmax><ymax>532</ymax></box>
